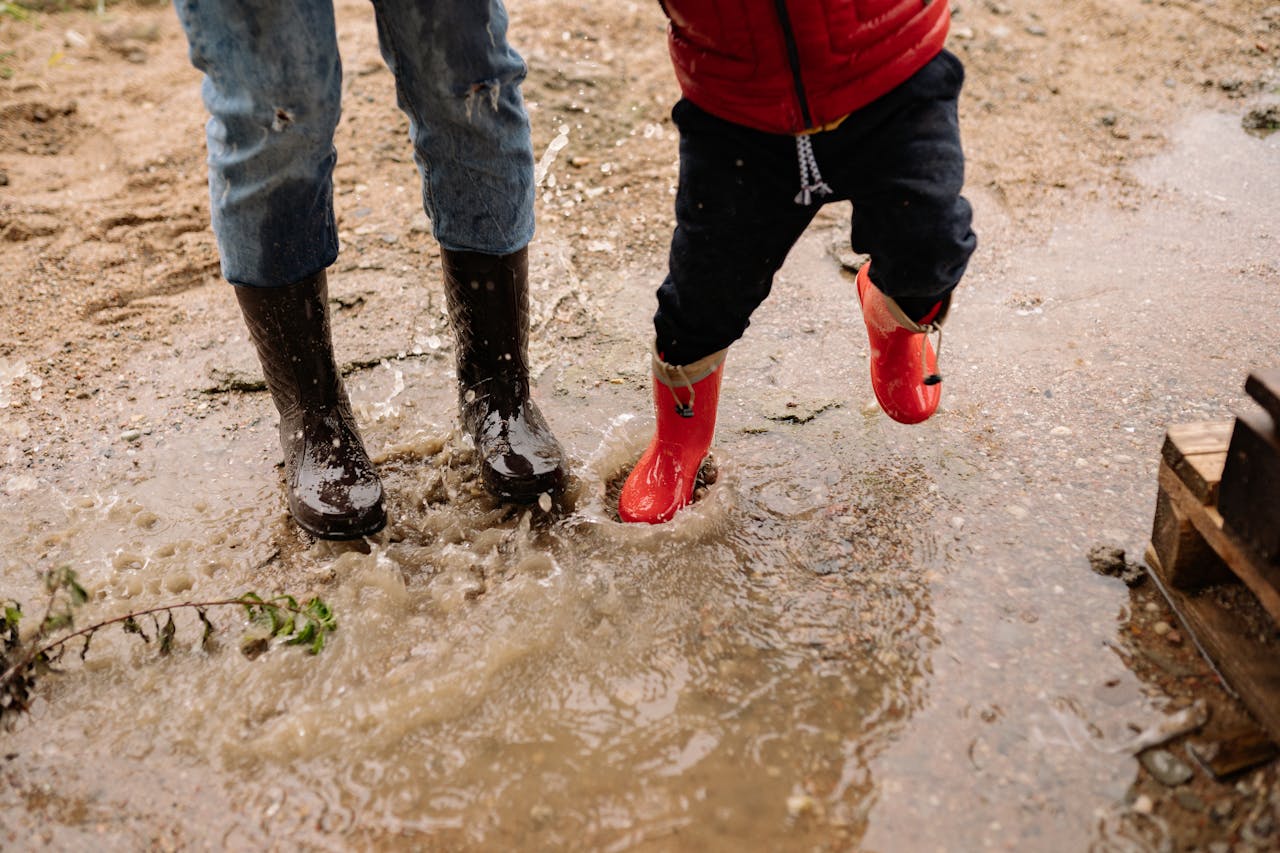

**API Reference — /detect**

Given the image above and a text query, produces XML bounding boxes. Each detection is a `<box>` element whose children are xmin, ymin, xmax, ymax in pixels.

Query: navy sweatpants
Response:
<box><xmin>654</xmin><ymin>49</ymin><xmax>977</xmax><ymax>365</ymax></box>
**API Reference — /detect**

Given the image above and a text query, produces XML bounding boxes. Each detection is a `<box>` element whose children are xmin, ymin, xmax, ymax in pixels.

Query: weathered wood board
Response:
<box><xmin>1146</xmin><ymin>416</ymin><xmax>1280</xmax><ymax>743</ymax></box>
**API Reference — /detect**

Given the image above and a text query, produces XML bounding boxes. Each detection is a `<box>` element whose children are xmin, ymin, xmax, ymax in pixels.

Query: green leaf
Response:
<box><xmin>122</xmin><ymin>615</ymin><xmax>149</xmax><ymax>642</ymax></box>
<box><xmin>240</xmin><ymin>592</ymin><xmax>265</xmax><ymax>622</ymax></box>
<box><xmin>67</xmin><ymin>574</ymin><xmax>89</xmax><ymax>606</ymax></box>
<box><xmin>306</xmin><ymin>597</ymin><xmax>336</xmax><ymax>631</ymax></box>
<box><xmin>286</xmin><ymin>621</ymin><xmax>316</xmax><ymax>647</ymax></box>
<box><xmin>159</xmin><ymin>613</ymin><xmax>176</xmax><ymax>656</ymax></box>
<box><xmin>3</xmin><ymin>604</ymin><xmax>20</xmax><ymax>627</ymax></box>
<box><xmin>197</xmin><ymin>607</ymin><xmax>214</xmax><ymax>650</ymax></box>
<box><xmin>42</xmin><ymin>612</ymin><xmax>73</xmax><ymax>632</ymax></box>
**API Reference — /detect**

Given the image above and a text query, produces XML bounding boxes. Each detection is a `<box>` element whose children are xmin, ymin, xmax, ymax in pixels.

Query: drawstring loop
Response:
<box><xmin>922</xmin><ymin>323</ymin><xmax>943</xmax><ymax>386</ymax></box>
<box><xmin>879</xmin><ymin>289</ymin><xmax>949</xmax><ymax>387</ymax></box>
<box><xmin>793</xmin><ymin>135</ymin><xmax>833</xmax><ymax>206</ymax></box>
<box><xmin>668</xmin><ymin>364</ymin><xmax>696</xmax><ymax>418</ymax></box>
<box><xmin>651</xmin><ymin>347</ymin><xmax>729</xmax><ymax>419</ymax></box>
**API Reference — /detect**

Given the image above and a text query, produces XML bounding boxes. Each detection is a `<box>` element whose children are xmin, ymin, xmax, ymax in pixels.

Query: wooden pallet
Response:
<box><xmin>1145</xmin><ymin>398</ymin><xmax>1280</xmax><ymax>744</ymax></box>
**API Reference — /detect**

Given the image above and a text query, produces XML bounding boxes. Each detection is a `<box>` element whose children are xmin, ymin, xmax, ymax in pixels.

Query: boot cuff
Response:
<box><xmin>651</xmin><ymin>346</ymin><xmax>727</xmax><ymax>388</ymax></box>
<box><xmin>882</xmin><ymin>292</ymin><xmax>951</xmax><ymax>332</ymax></box>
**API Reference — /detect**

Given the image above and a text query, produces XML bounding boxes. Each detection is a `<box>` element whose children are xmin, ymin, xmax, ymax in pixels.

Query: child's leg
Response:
<box><xmin>821</xmin><ymin>49</ymin><xmax>976</xmax><ymax>319</ymax></box>
<box><xmin>654</xmin><ymin>100</ymin><xmax>819</xmax><ymax>366</ymax></box>
<box><xmin>624</xmin><ymin>102</ymin><xmax>816</xmax><ymax>522</ymax></box>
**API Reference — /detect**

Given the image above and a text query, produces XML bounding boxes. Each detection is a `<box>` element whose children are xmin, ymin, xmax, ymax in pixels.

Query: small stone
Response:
<box><xmin>786</xmin><ymin>793</ymin><xmax>818</xmax><ymax>817</ymax></box>
<box><xmin>120</xmin><ymin>429</ymin><xmax>142</xmax><ymax>442</ymax></box>
<box><xmin>1087</xmin><ymin>544</ymin><xmax>1146</xmax><ymax>585</ymax></box>
<box><xmin>1088</xmin><ymin>544</ymin><xmax>1126</xmax><ymax>576</ymax></box>
<box><xmin>1132</xmin><ymin>794</ymin><xmax>1154</xmax><ymax>814</ymax></box>
<box><xmin>1211</xmin><ymin>799</ymin><xmax>1235</xmax><ymax>821</ymax></box>
<box><xmin>1153</xmin><ymin>621</ymin><xmax>1172</xmax><ymax>636</ymax></box>
<box><xmin>1174</xmin><ymin>790</ymin><xmax>1207</xmax><ymax>812</ymax></box>
<box><xmin>1139</xmin><ymin>748</ymin><xmax>1195</xmax><ymax>787</ymax></box>
<box><xmin>1050</xmin><ymin>425</ymin><xmax>1072</xmax><ymax>436</ymax></box>
<box><xmin>1166</xmin><ymin>630</ymin><xmax>1183</xmax><ymax>645</ymax></box>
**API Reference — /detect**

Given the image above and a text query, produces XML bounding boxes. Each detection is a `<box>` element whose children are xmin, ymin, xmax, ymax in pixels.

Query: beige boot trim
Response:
<box><xmin>881</xmin><ymin>292</ymin><xmax>949</xmax><ymax>334</ymax></box>
<box><xmin>651</xmin><ymin>346</ymin><xmax>727</xmax><ymax>388</ymax></box>
<box><xmin>877</xmin><ymin>294</ymin><xmax>948</xmax><ymax>387</ymax></box>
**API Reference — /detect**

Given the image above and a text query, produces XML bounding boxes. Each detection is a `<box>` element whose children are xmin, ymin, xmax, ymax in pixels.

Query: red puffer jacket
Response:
<box><xmin>659</xmin><ymin>0</ymin><xmax>950</xmax><ymax>134</ymax></box>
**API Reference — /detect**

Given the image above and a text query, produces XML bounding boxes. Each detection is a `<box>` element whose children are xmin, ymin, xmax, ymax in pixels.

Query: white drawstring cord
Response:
<box><xmin>794</xmin><ymin>135</ymin><xmax>833</xmax><ymax>206</ymax></box>
<box><xmin>922</xmin><ymin>323</ymin><xmax>943</xmax><ymax>386</ymax></box>
<box><xmin>667</xmin><ymin>364</ymin><xmax>696</xmax><ymax>418</ymax></box>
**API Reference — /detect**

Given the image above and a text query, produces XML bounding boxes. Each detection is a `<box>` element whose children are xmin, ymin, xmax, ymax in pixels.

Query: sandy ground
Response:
<box><xmin>1</xmin><ymin>0</ymin><xmax>1277</xmax><ymax>418</ymax></box>
<box><xmin>2</xmin><ymin>0</ymin><xmax>1280</xmax><ymax>849</ymax></box>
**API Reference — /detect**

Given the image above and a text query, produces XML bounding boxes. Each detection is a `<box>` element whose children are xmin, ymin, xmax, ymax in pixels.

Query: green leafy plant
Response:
<box><xmin>1</xmin><ymin>565</ymin><xmax>337</xmax><ymax>723</ymax></box>
<box><xmin>0</xmin><ymin>3</ymin><xmax>32</xmax><ymax>22</ymax></box>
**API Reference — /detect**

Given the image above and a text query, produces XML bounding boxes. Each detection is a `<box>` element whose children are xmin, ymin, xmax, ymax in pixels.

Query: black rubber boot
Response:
<box><xmin>235</xmin><ymin>271</ymin><xmax>387</xmax><ymax>539</ymax></box>
<box><xmin>441</xmin><ymin>247</ymin><xmax>566</xmax><ymax>502</ymax></box>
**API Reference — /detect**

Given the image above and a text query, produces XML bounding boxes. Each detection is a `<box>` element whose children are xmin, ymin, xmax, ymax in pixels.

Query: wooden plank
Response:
<box><xmin>1219</xmin><ymin>408</ymin><xmax>1280</xmax><ymax>564</ymax></box>
<box><xmin>1245</xmin><ymin>367</ymin><xmax>1280</xmax><ymax>426</ymax></box>
<box><xmin>1159</xmin><ymin>462</ymin><xmax>1280</xmax><ymax>624</ymax></box>
<box><xmin>1187</xmin><ymin>723</ymin><xmax>1279</xmax><ymax>780</ymax></box>
<box><xmin>1144</xmin><ymin>545</ymin><xmax>1280</xmax><ymax>744</ymax></box>
<box><xmin>1164</xmin><ymin>420</ymin><xmax>1235</xmax><ymax>458</ymax></box>
<box><xmin>1150</xmin><ymin>486</ymin><xmax>1233</xmax><ymax>590</ymax></box>
<box><xmin>1162</xmin><ymin>421</ymin><xmax>1233</xmax><ymax>505</ymax></box>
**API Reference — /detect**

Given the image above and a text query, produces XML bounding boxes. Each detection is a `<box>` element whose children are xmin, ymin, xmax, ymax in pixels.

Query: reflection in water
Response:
<box><xmin>0</xmin><ymin>401</ymin><xmax>945</xmax><ymax>850</ymax></box>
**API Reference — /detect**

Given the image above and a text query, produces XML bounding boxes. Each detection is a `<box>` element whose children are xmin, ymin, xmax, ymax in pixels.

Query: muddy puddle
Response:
<box><xmin>2</xmin><ymin>110</ymin><xmax>1278</xmax><ymax>850</ymax></box>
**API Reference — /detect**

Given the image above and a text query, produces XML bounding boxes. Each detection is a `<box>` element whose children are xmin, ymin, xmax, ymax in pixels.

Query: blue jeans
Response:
<box><xmin>654</xmin><ymin>50</ymin><xmax>977</xmax><ymax>365</ymax></box>
<box><xmin>173</xmin><ymin>0</ymin><xmax>536</xmax><ymax>287</ymax></box>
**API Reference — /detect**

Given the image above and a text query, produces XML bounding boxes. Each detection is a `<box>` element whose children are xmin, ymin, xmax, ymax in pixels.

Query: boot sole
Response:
<box><xmin>293</xmin><ymin>506</ymin><xmax>388</xmax><ymax>540</ymax></box>
<box><xmin>483</xmin><ymin>465</ymin><xmax>566</xmax><ymax>505</ymax></box>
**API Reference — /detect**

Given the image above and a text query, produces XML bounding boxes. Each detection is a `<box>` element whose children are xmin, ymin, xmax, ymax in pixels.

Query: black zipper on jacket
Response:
<box><xmin>771</xmin><ymin>0</ymin><xmax>813</xmax><ymax>129</ymax></box>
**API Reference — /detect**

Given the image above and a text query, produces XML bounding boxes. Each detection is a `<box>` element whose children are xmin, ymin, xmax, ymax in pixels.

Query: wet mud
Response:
<box><xmin>3</xmin><ymin>0</ymin><xmax>1280</xmax><ymax>850</ymax></box>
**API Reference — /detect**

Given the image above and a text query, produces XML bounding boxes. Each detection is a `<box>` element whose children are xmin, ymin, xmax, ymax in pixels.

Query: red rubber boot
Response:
<box><xmin>856</xmin><ymin>262</ymin><xmax>948</xmax><ymax>425</ymax></box>
<box><xmin>619</xmin><ymin>348</ymin><xmax>726</xmax><ymax>524</ymax></box>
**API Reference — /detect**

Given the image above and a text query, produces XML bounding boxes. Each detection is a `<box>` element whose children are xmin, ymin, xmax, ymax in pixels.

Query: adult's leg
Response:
<box><xmin>369</xmin><ymin>0</ymin><xmax>534</xmax><ymax>253</ymax></box>
<box><xmin>173</xmin><ymin>0</ymin><xmax>343</xmax><ymax>286</ymax></box>
<box><xmin>370</xmin><ymin>0</ymin><xmax>561</xmax><ymax>502</ymax></box>
<box><xmin>174</xmin><ymin>0</ymin><xmax>385</xmax><ymax>537</ymax></box>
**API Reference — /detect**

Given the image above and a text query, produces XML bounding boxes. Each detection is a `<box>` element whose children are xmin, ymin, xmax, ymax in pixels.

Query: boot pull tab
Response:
<box><xmin>922</xmin><ymin>324</ymin><xmax>943</xmax><ymax>386</ymax></box>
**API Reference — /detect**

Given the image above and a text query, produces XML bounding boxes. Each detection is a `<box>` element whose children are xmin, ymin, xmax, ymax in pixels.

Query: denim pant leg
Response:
<box><xmin>370</xmin><ymin>0</ymin><xmax>535</xmax><ymax>255</ymax></box>
<box><xmin>819</xmin><ymin>49</ymin><xmax>976</xmax><ymax>312</ymax></box>
<box><xmin>654</xmin><ymin>100</ymin><xmax>818</xmax><ymax>366</ymax></box>
<box><xmin>173</xmin><ymin>0</ymin><xmax>342</xmax><ymax>288</ymax></box>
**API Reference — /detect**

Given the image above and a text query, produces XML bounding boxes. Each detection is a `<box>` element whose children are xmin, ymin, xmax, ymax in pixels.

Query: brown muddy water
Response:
<box><xmin>1</xmin><ymin>111</ymin><xmax>1277</xmax><ymax>850</ymax></box>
